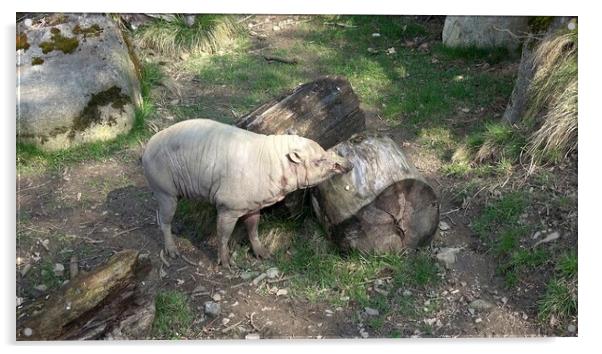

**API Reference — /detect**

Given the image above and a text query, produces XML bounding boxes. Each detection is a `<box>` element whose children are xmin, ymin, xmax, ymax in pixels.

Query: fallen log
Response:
<box><xmin>17</xmin><ymin>250</ymin><xmax>156</xmax><ymax>341</ymax></box>
<box><xmin>235</xmin><ymin>75</ymin><xmax>365</xmax><ymax>150</ymax></box>
<box><xmin>311</xmin><ymin>133</ymin><xmax>440</xmax><ymax>253</ymax></box>
<box><xmin>236</xmin><ymin>76</ymin><xmax>366</xmax><ymax>216</ymax></box>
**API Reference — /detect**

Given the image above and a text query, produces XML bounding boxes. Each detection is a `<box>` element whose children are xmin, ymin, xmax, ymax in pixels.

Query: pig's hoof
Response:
<box><xmin>254</xmin><ymin>247</ymin><xmax>272</xmax><ymax>260</ymax></box>
<box><xmin>218</xmin><ymin>254</ymin><xmax>235</xmax><ymax>271</ymax></box>
<box><xmin>165</xmin><ymin>245</ymin><xmax>180</xmax><ymax>258</ymax></box>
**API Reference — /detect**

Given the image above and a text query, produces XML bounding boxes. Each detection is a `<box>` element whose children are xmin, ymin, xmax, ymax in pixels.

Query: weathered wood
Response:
<box><xmin>17</xmin><ymin>250</ymin><xmax>155</xmax><ymax>341</ymax></box>
<box><xmin>311</xmin><ymin>133</ymin><xmax>440</xmax><ymax>253</ymax></box>
<box><xmin>235</xmin><ymin>75</ymin><xmax>366</xmax><ymax>150</ymax></box>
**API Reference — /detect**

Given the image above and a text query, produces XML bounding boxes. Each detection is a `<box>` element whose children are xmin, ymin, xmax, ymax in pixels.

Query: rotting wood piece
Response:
<box><xmin>17</xmin><ymin>250</ymin><xmax>155</xmax><ymax>341</ymax></box>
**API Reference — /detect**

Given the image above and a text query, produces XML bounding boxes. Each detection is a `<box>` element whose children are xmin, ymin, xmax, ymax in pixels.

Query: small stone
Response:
<box><xmin>469</xmin><ymin>299</ymin><xmax>495</xmax><ymax>311</ymax></box>
<box><xmin>431</xmin><ymin>57</ymin><xmax>439</xmax><ymax>64</ymax></box>
<box><xmin>276</xmin><ymin>288</ymin><xmax>288</xmax><ymax>296</ymax></box>
<box><xmin>468</xmin><ymin>308</ymin><xmax>475</xmax><ymax>316</ymax></box>
<box><xmin>272</xmin><ymin>25</ymin><xmax>281</xmax><ymax>31</ymax></box>
<box><xmin>386</xmin><ymin>47</ymin><xmax>396</xmax><ymax>55</ymax></box>
<box><xmin>212</xmin><ymin>293</ymin><xmax>222</xmax><ymax>302</ymax></box>
<box><xmin>402</xmin><ymin>290</ymin><xmax>412</xmax><ymax>297</ymax></box>
<box><xmin>439</xmin><ymin>221</ymin><xmax>451</xmax><ymax>231</ymax></box>
<box><xmin>16</xmin><ymin>297</ymin><xmax>23</xmax><ymax>307</ymax></box>
<box><xmin>24</xmin><ymin>19</ymin><xmax>33</xmax><ymax>27</ymax></box>
<box><xmin>170</xmin><ymin>99</ymin><xmax>180</xmax><ymax>105</ymax></box>
<box><xmin>245</xmin><ymin>333</ymin><xmax>260</xmax><ymax>340</ymax></box>
<box><xmin>522</xmin><ymin>313</ymin><xmax>528</xmax><ymax>320</ymax></box>
<box><xmin>371</xmin><ymin>33</ymin><xmax>381</xmax><ymax>37</ymax></box>
<box><xmin>359</xmin><ymin>328</ymin><xmax>369</xmax><ymax>338</ymax></box>
<box><xmin>252</xmin><ymin>273</ymin><xmax>267</xmax><ymax>285</ymax></box>
<box><xmin>501</xmin><ymin>297</ymin><xmax>508</xmax><ymax>304</ymax></box>
<box><xmin>316</xmin><ymin>335</ymin><xmax>323</xmax><ymax>339</ymax></box>
<box><xmin>204</xmin><ymin>301</ymin><xmax>221</xmax><ymax>317</ymax></box>
<box><xmin>436</xmin><ymin>247</ymin><xmax>461</xmax><ymax>269</ymax></box>
<box><xmin>192</xmin><ymin>284</ymin><xmax>208</xmax><ymax>294</ymax></box>
<box><xmin>340</xmin><ymin>296</ymin><xmax>350</xmax><ymax>301</ymax></box>
<box><xmin>266</xmin><ymin>267</ymin><xmax>279</xmax><ymax>279</ymax></box>
<box><xmin>365</xmin><ymin>307</ymin><xmax>379</xmax><ymax>316</ymax></box>
<box><xmin>568</xmin><ymin>324</ymin><xmax>576</xmax><ymax>333</ymax></box>
<box><xmin>345</xmin><ymin>185</ymin><xmax>350</xmax><ymax>191</ymax></box>
<box><xmin>475</xmin><ymin>318</ymin><xmax>482</xmax><ymax>323</ymax></box>
<box><xmin>240</xmin><ymin>271</ymin><xmax>258</xmax><ymax>280</ymax></box>
<box><xmin>367</xmin><ymin>47</ymin><xmax>378</xmax><ymax>54</ymax></box>
<box><xmin>22</xmin><ymin>327</ymin><xmax>33</xmax><ymax>337</ymax></box>
<box><xmin>34</xmin><ymin>284</ymin><xmax>48</xmax><ymax>292</ymax></box>
<box><xmin>222</xmin><ymin>318</ymin><xmax>230</xmax><ymax>326</ymax></box>
<box><xmin>461</xmin><ymin>108</ymin><xmax>470</xmax><ymax>113</ymax></box>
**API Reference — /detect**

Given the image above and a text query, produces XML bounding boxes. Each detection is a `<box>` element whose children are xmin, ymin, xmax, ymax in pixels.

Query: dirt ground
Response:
<box><xmin>16</xmin><ymin>15</ymin><xmax>577</xmax><ymax>339</ymax></box>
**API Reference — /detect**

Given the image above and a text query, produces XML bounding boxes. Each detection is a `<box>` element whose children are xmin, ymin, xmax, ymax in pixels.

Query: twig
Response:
<box><xmin>181</xmin><ymin>254</ymin><xmax>199</xmax><ymax>267</ymax></box>
<box><xmin>237</xmin><ymin>15</ymin><xmax>254</xmax><ymax>24</ymax></box>
<box><xmin>440</xmin><ymin>208</ymin><xmax>460</xmax><ymax>216</ymax></box>
<box><xmin>266</xmin><ymin>275</ymin><xmax>297</xmax><ymax>284</ymax></box>
<box><xmin>18</xmin><ymin>180</ymin><xmax>52</xmax><ymax>193</ymax></box>
<box><xmin>262</xmin><ymin>55</ymin><xmax>298</xmax><ymax>65</ymax></box>
<box><xmin>66</xmin><ymin>234</ymin><xmax>104</xmax><ymax>244</ymax></box>
<box><xmin>463</xmin><ymin>185</ymin><xmax>489</xmax><ymax>216</ymax></box>
<box><xmin>111</xmin><ymin>226</ymin><xmax>141</xmax><ymax>238</ymax></box>
<box><xmin>159</xmin><ymin>249</ymin><xmax>171</xmax><ymax>268</ymax></box>
<box><xmin>248</xmin><ymin>312</ymin><xmax>261</xmax><ymax>331</ymax></box>
<box><xmin>221</xmin><ymin>320</ymin><xmax>244</xmax><ymax>333</ymax></box>
<box><xmin>230</xmin><ymin>281</ymin><xmax>248</xmax><ymax>289</ymax></box>
<box><xmin>324</xmin><ymin>22</ymin><xmax>357</xmax><ymax>28</ymax></box>
<box><xmin>492</xmin><ymin>25</ymin><xmax>544</xmax><ymax>41</ymax></box>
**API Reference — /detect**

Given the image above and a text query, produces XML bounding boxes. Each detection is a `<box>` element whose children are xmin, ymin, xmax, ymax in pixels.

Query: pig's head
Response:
<box><xmin>286</xmin><ymin>139</ymin><xmax>353</xmax><ymax>188</ymax></box>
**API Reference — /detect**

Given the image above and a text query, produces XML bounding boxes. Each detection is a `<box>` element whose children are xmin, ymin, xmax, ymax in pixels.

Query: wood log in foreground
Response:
<box><xmin>236</xmin><ymin>76</ymin><xmax>366</xmax><ymax>215</ymax></box>
<box><xmin>311</xmin><ymin>133</ymin><xmax>440</xmax><ymax>253</ymax></box>
<box><xmin>17</xmin><ymin>250</ymin><xmax>155</xmax><ymax>341</ymax></box>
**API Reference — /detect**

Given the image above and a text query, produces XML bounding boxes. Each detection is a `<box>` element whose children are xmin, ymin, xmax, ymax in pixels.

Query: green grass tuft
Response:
<box><xmin>556</xmin><ymin>251</ymin><xmax>577</xmax><ymax>280</ymax></box>
<box><xmin>152</xmin><ymin>291</ymin><xmax>193</xmax><ymax>339</ymax></box>
<box><xmin>538</xmin><ymin>278</ymin><xmax>577</xmax><ymax>323</ymax></box>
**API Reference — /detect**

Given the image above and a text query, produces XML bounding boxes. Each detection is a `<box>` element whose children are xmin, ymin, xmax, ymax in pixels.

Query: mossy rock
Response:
<box><xmin>16</xmin><ymin>14</ymin><xmax>142</xmax><ymax>151</ymax></box>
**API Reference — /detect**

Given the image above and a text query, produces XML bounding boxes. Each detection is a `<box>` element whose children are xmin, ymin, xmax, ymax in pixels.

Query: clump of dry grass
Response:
<box><xmin>526</xmin><ymin>28</ymin><xmax>578</xmax><ymax>161</ymax></box>
<box><xmin>135</xmin><ymin>15</ymin><xmax>242</xmax><ymax>57</ymax></box>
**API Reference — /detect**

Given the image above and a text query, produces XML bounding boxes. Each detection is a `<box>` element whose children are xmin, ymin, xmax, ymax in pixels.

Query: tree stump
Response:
<box><xmin>311</xmin><ymin>133</ymin><xmax>440</xmax><ymax>253</ymax></box>
<box><xmin>17</xmin><ymin>250</ymin><xmax>156</xmax><ymax>341</ymax></box>
<box><xmin>236</xmin><ymin>75</ymin><xmax>366</xmax><ymax>216</ymax></box>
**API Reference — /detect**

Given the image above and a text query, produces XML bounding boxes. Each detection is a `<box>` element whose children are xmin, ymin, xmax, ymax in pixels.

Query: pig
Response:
<box><xmin>141</xmin><ymin>118</ymin><xmax>352</xmax><ymax>268</ymax></box>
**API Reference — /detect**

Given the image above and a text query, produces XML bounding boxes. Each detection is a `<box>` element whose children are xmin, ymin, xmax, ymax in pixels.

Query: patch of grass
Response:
<box><xmin>472</xmin><ymin>192</ymin><xmax>528</xmax><ymax>237</ymax></box>
<box><xmin>152</xmin><ymin>291</ymin><xmax>193</xmax><ymax>339</ymax></box>
<box><xmin>556</xmin><ymin>251</ymin><xmax>577</xmax><ymax>280</ymax></box>
<box><xmin>500</xmin><ymin>248</ymin><xmax>549</xmax><ymax>287</ymax></box>
<box><xmin>538</xmin><ymin>278</ymin><xmax>577</xmax><ymax>323</ymax></box>
<box><xmin>432</xmin><ymin>43</ymin><xmax>513</xmax><ymax>64</ymax></box>
<box><xmin>135</xmin><ymin>15</ymin><xmax>241</xmax><ymax>57</ymax></box>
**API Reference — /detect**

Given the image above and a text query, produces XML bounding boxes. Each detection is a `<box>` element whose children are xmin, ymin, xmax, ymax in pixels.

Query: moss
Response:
<box><xmin>17</xmin><ymin>32</ymin><xmax>30</xmax><ymax>51</ymax></box>
<box><xmin>70</xmin><ymin>86</ymin><xmax>131</xmax><ymax>138</ymax></box>
<box><xmin>31</xmin><ymin>57</ymin><xmax>44</xmax><ymax>65</ymax></box>
<box><xmin>72</xmin><ymin>24</ymin><xmax>103</xmax><ymax>38</ymax></box>
<box><xmin>529</xmin><ymin>16</ymin><xmax>555</xmax><ymax>33</ymax></box>
<box><xmin>39</xmin><ymin>27</ymin><xmax>79</xmax><ymax>54</ymax></box>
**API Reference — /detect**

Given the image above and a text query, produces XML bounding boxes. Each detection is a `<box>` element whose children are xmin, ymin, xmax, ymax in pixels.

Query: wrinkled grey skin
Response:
<box><xmin>142</xmin><ymin>119</ymin><xmax>352</xmax><ymax>267</ymax></box>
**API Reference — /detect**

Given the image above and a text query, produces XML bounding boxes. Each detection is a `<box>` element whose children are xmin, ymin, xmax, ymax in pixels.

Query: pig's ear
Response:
<box><xmin>287</xmin><ymin>150</ymin><xmax>304</xmax><ymax>164</ymax></box>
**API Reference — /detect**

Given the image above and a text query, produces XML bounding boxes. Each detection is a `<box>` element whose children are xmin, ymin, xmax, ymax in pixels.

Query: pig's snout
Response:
<box><xmin>333</xmin><ymin>156</ymin><xmax>353</xmax><ymax>174</ymax></box>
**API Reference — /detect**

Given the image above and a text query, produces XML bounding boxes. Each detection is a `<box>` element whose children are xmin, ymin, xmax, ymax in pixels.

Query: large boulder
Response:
<box><xmin>442</xmin><ymin>16</ymin><xmax>529</xmax><ymax>50</ymax></box>
<box><xmin>16</xmin><ymin>14</ymin><xmax>142</xmax><ymax>151</ymax></box>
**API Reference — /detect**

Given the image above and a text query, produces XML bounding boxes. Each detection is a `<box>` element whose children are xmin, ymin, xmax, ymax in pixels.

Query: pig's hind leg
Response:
<box><xmin>242</xmin><ymin>211</ymin><xmax>271</xmax><ymax>260</ymax></box>
<box><xmin>217</xmin><ymin>210</ymin><xmax>239</xmax><ymax>269</ymax></box>
<box><xmin>156</xmin><ymin>192</ymin><xmax>180</xmax><ymax>258</ymax></box>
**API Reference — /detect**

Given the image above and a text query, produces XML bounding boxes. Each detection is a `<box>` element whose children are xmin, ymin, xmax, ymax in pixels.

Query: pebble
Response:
<box><xmin>461</xmin><ymin>108</ymin><xmax>470</xmax><ymax>113</ymax></box>
<box><xmin>212</xmin><ymin>293</ymin><xmax>222</xmax><ymax>302</ymax></box>
<box><xmin>436</xmin><ymin>247</ymin><xmax>461</xmax><ymax>269</ymax></box>
<box><xmin>402</xmin><ymin>290</ymin><xmax>412</xmax><ymax>297</ymax></box>
<box><xmin>364</xmin><ymin>307</ymin><xmax>379</xmax><ymax>316</ymax></box>
<box><xmin>386</xmin><ymin>47</ymin><xmax>396</xmax><ymax>55</ymax></box>
<box><xmin>22</xmin><ymin>328</ymin><xmax>33</xmax><ymax>337</ymax></box>
<box><xmin>16</xmin><ymin>297</ymin><xmax>23</xmax><ymax>307</ymax></box>
<box><xmin>475</xmin><ymin>318</ymin><xmax>482</xmax><ymax>323</ymax></box>
<box><xmin>221</xmin><ymin>318</ymin><xmax>230</xmax><ymax>326</ymax></box>
<box><xmin>469</xmin><ymin>299</ymin><xmax>495</xmax><ymax>311</ymax></box>
<box><xmin>252</xmin><ymin>273</ymin><xmax>267</xmax><ymax>285</ymax></box>
<box><xmin>192</xmin><ymin>284</ymin><xmax>208</xmax><ymax>294</ymax></box>
<box><xmin>34</xmin><ymin>284</ymin><xmax>48</xmax><ymax>292</ymax></box>
<box><xmin>359</xmin><ymin>328</ymin><xmax>369</xmax><ymax>338</ymax></box>
<box><xmin>439</xmin><ymin>221</ymin><xmax>451</xmax><ymax>231</ymax></box>
<box><xmin>204</xmin><ymin>301</ymin><xmax>221</xmax><ymax>317</ymax></box>
<box><xmin>24</xmin><ymin>19</ymin><xmax>33</xmax><ymax>27</ymax></box>
<box><xmin>371</xmin><ymin>33</ymin><xmax>381</xmax><ymax>37</ymax></box>
<box><xmin>568</xmin><ymin>324</ymin><xmax>576</xmax><ymax>333</ymax></box>
<box><xmin>245</xmin><ymin>333</ymin><xmax>261</xmax><ymax>340</ymax></box>
<box><xmin>272</xmin><ymin>25</ymin><xmax>281</xmax><ymax>31</ymax></box>
<box><xmin>266</xmin><ymin>267</ymin><xmax>279</xmax><ymax>279</ymax></box>
<box><xmin>276</xmin><ymin>288</ymin><xmax>288</xmax><ymax>296</ymax></box>
<box><xmin>240</xmin><ymin>271</ymin><xmax>258</xmax><ymax>280</ymax></box>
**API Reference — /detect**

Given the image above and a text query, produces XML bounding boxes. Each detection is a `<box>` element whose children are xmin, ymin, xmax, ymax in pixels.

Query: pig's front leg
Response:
<box><xmin>242</xmin><ymin>211</ymin><xmax>271</xmax><ymax>260</ymax></box>
<box><xmin>217</xmin><ymin>210</ymin><xmax>239</xmax><ymax>269</ymax></box>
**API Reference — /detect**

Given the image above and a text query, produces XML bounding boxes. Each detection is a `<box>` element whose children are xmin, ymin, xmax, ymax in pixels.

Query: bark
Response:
<box><xmin>17</xmin><ymin>250</ymin><xmax>156</xmax><ymax>341</ymax></box>
<box><xmin>311</xmin><ymin>133</ymin><xmax>440</xmax><ymax>253</ymax></box>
